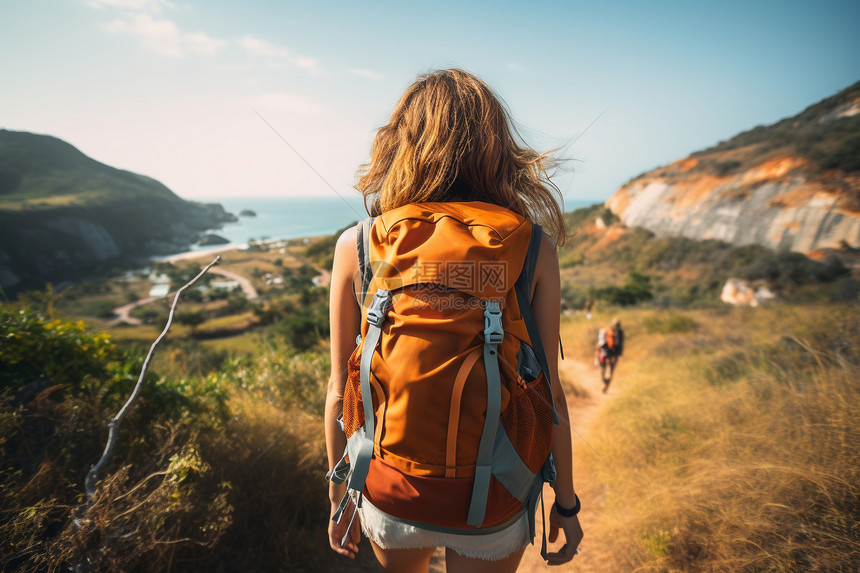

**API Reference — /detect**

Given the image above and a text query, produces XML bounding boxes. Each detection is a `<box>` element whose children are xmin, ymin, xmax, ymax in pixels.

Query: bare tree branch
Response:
<box><xmin>84</xmin><ymin>256</ymin><xmax>221</xmax><ymax>499</ymax></box>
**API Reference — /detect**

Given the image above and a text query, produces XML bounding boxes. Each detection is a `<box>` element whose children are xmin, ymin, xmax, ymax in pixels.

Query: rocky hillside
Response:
<box><xmin>0</xmin><ymin>130</ymin><xmax>235</xmax><ymax>291</ymax></box>
<box><xmin>606</xmin><ymin>81</ymin><xmax>860</xmax><ymax>256</ymax></box>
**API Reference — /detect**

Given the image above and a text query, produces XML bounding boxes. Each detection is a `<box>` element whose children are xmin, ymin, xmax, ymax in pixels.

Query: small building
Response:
<box><xmin>148</xmin><ymin>283</ymin><xmax>170</xmax><ymax>298</ymax></box>
<box><xmin>211</xmin><ymin>279</ymin><xmax>241</xmax><ymax>292</ymax></box>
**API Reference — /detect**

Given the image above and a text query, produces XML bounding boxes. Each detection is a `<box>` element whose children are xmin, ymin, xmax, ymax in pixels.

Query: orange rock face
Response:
<box><xmin>606</xmin><ymin>153</ymin><xmax>859</xmax><ymax>254</ymax></box>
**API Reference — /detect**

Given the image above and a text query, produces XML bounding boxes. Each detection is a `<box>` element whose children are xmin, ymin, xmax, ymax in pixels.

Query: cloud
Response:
<box><xmin>86</xmin><ymin>0</ymin><xmax>173</xmax><ymax>12</ymax></box>
<box><xmin>293</xmin><ymin>56</ymin><xmax>318</xmax><ymax>71</ymax></box>
<box><xmin>240</xmin><ymin>36</ymin><xmax>290</xmax><ymax>59</ymax></box>
<box><xmin>89</xmin><ymin>4</ymin><xmax>320</xmax><ymax>72</ymax></box>
<box><xmin>250</xmin><ymin>92</ymin><xmax>327</xmax><ymax>117</ymax></box>
<box><xmin>348</xmin><ymin>68</ymin><xmax>381</xmax><ymax>80</ymax></box>
<box><xmin>100</xmin><ymin>13</ymin><xmax>225</xmax><ymax>57</ymax></box>
<box><xmin>240</xmin><ymin>35</ymin><xmax>320</xmax><ymax>73</ymax></box>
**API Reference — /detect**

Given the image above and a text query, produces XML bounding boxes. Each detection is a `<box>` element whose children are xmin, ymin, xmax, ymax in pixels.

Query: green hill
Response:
<box><xmin>697</xmin><ymin>79</ymin><xmax>860</xmax><ymax>173</ymax></box>
<box><xmin>0</xmin><ymin>130</ymin><xmax>235</xmax><ymax>292</ymax></box>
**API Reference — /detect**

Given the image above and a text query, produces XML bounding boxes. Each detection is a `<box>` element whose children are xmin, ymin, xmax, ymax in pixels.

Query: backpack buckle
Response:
<box><xmin>483</xmin><ymin>301</ymin><xmax>504</xmax><ymax>345</ymax></box>
<box><xmin>367</xmin><ymin>289</ymin><xmax>392</xmax><ymax>327</ymax></box>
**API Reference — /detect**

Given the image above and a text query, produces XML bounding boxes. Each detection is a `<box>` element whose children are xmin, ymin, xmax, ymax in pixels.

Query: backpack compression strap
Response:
<box><xmin>514</xmin><ymin>224</ymin><xmax>559</xmax><ymax>424</ymax></box>
<box><xmin>466</xmin><ymin>300</ymin><xmax>504</xmax><ymax>527</ymax></box>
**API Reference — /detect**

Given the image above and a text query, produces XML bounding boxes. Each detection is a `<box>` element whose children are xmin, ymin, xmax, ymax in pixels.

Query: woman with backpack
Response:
<box><xmin>325</xmin><ymin>69</ymin><xmax>583</xmax><ymax>572</ymax></box>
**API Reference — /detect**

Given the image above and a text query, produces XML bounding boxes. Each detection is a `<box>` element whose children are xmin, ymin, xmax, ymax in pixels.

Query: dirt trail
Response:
<box><xmin>109</xmin><ymin>296</ymin><xmax>158</xmax><ymax>326</ymax></box>
<box><xmin>514</xmin><ymin>355</ymin><xmax>616</xmax><ymax>572</ymax></box>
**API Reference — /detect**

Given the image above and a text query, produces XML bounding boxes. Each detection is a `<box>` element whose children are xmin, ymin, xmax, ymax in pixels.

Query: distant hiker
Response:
<box><xmin>611</xmin><ymin>318</ymin><xmax>624</xmax><ymax>358</ymax></box>
<box><xmin>325</xmin><ymin>69</ymin><xmax>583</xmax><ymax>572</ymax></box>
<box><xmin>595</xmin><ymin>318</ymin><xmax>623</xmax><ymax>392</ymax></box>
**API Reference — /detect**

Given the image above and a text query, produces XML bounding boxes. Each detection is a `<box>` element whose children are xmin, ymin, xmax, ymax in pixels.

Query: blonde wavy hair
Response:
<box><xmin>356</xmin><ymin>69</ymin><xmax>567</xmax><ymax>244</ymax></box>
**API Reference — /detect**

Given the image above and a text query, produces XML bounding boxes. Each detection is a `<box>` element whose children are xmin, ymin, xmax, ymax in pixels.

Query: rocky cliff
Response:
<box><xmin>606</xmin><ymin>81</ymin><xmax>860</xmax><ymax>256</ymax></box>
<box><xmin>0</xmin><ymin>130</ymin><xmax>236</xmax><ymax>291</ymax></box>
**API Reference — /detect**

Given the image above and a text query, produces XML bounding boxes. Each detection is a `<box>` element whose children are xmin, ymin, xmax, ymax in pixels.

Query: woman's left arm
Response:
<box><xmin>531</xmin><ymin>234</ymin><xmax>583</xmax><ymax>564</ymax></box>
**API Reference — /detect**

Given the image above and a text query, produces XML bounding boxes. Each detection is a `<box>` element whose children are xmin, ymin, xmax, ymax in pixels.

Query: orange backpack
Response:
<box><xmin>328</xmin><ymin>202</ymin><xmax>558</xmax><ymax>553</ymax></box>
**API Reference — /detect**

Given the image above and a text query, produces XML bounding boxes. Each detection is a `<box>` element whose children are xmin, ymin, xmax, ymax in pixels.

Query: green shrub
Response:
<box><xmin>597</xmin><ymin>272</ymin><xmax>654</xmax><ymax>306</ymax></box>
<box><xmin>814</xmin><ymin>133</ymin><xmax>860</xmax><ymax>172</ymax></box>
<box><xmin>642</xmin><ymin>312</ymin><xmax>698</xmax><ymax>334</ymax></box>
<box><xmin>1</xmin><ymin>307</ymin><xmax>120</xmax><ymax>394</ymax></box>
<box><xmin>0</xmin><ymin>306</ymin><xmax>231</xmax><ymax>571</ymax></box>
<box><xmin>713</xmin><ymin>160</ymin><xmax>742</xmax><ymax>176</ymax></box>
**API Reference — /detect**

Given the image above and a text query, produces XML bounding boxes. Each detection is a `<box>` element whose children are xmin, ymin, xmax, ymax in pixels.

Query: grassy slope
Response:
<box><xmin>0</xmin><ymin>129</ymin><xmax>178</xmax><ymax>208</ymax></box>
<box><xmin>561</xmin><ymin>305</ymin><xmax>859</xmax><ymax>571</ymax></box>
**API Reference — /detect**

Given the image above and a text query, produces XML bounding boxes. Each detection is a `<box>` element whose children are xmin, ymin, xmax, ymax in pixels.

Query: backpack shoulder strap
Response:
<box><xmin>514</xmin><ymin>224</ymin><xmax>559</xmax><ymax>424</ymax></box>
<box><xmin>356</xmin><ymin>216</ymin><xmax>376</xmax><ymax>308</ymax></box>
<box><xmin>519</xmin><ymin>223</ymin><xmax>543</xmax><ymax>292</ymax></box>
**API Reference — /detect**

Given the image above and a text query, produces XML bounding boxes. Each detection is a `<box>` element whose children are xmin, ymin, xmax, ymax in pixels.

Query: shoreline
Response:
<box><xmin>153</xmin><ymin>243</ymin><xmax>250</xmax><ymax>263</ymax></box>
<box><xmin>153</xmin><ymin>234</ymin><xmax>332</xmax><ymax>264</ymax></box>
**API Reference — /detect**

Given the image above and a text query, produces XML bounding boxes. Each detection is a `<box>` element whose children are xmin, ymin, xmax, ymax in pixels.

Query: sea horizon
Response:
<box><xmin>162</xmin><ymin>195</ymin><xmax>603</xmax><ymax>260</ymax></box>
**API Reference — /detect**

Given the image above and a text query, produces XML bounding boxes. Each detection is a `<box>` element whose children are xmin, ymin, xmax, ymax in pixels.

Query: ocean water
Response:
<box><xmin>178</xmin><ymin>195</ymin><xmax>600</xmax><ymax>255</ymax></box>
<box><xmin>196</xmin><ymin>196</ymin><xmax>369</xmax><ymax>248</ymax></box>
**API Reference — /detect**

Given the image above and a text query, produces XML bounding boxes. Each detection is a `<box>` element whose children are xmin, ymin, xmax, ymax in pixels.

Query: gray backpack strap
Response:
<box><xmin>356</xmin><ymin>217</ymin><xmax>376</xmax><ymax>308</ymax></box>
<box><xmin>514</xmin><ymin>224</ymin><xmax>558</xmax><ymax>424</ymax></box>
<box><xmin>345</xmin><ymin>288</ymin><xmax>392</xmax><ymax>512</ymax></box>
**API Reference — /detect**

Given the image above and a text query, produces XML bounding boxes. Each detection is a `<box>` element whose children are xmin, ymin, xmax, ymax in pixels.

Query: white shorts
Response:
<box><xmin>354</xmin><ymin>495</ymin><xmax>531</xmax><ymax>561</ymax></box>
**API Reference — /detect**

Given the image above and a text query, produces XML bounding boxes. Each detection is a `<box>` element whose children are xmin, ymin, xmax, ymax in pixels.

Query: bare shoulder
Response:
<box><xmin>537</xmin><ymin>232</ymin><xmax>559</xmax><ymax>274</ymax></box>
<box><xmin>332</xmin><ymin>225</ymin><xmax>359</xmax><ymax>280</ymax></box>
<box><xmin>336</xmin><ymin>225</ymin><xmax>358</xmax><ymax>250</ymax></box>
<box><xmin>334</xmin><ymin>225</ymin><xmax>358</xmax><ymax>260</ymax></box>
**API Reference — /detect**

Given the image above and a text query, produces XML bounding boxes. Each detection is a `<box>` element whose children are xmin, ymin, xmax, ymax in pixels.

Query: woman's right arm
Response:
<box><xmin>325</xmin><ymin>226</ymin><xmax>362</xmax><ymax>558</ymax></box>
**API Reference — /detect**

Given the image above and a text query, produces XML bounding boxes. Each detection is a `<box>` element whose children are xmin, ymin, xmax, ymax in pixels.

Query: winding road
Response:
<box><xmin>109</xmin><ymin>265</ymin><xmax>259</xmax><ymax>326</ymax></box>
<box><xmin>208</xmin><ymin>267</ymin><xmax>259</xmax><ymax>300</ymax></box>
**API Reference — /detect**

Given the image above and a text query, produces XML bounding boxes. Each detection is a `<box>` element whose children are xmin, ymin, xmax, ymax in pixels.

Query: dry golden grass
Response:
<box><xmin>571</xmin><ymin>304</ymin><xmax>859</xmax><ymax>571</ymax></box>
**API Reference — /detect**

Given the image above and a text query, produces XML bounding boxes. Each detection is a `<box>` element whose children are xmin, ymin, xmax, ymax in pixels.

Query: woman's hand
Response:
<box><xmin>545</xmin><ymin>502</ymin><xmax>583</xmax><ymax>565</ymax></box>
<box><xmin>328</xmin><ymin>497</ymin><xmax>361</xmax><ymax>559</ymax></box>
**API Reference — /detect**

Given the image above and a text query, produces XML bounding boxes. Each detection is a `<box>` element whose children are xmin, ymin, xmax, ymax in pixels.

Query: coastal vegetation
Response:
<box><xmin>1</xmin><ymin>204</ymin><xmax>858</xmax><ymax>571</ymax></box>
<box><xmin>0</xmin><ymin>234</ymin><xmax>371</xmax><ymax>571</ymax></box>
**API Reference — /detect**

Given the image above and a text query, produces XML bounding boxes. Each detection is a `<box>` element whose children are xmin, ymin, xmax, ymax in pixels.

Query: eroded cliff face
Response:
<box><xmin>606</xmin><ymin>156</ymin><xmax>860</xmax><ymax>254</ymax></box>
<box><xmin>606</xmin><ymin>85</ymin><xmax>860</xmax><ymax>255</ymax></box>
<box><xmin>0</xmin><ymin>200</ymin><xmax>234</xmax><ymax>290</ymax></box>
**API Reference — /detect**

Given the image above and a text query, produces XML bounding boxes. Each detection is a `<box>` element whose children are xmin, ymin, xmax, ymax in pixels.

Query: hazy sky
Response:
<box><xmin>2</xmin><ymin>0</ymin><xmax>858</xmax><ymax>202</ymax></box>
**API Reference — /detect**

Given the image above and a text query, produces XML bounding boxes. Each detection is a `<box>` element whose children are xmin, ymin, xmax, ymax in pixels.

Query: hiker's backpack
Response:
<box><xmin>328</xmin><ymin>201</ymin><xmax>558</xmax><ymax>553</ymax></box>
<box><xmin>605</xmin><ymin>326</ymin><xmax>615</xmax><ymax>350</ymax></box>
